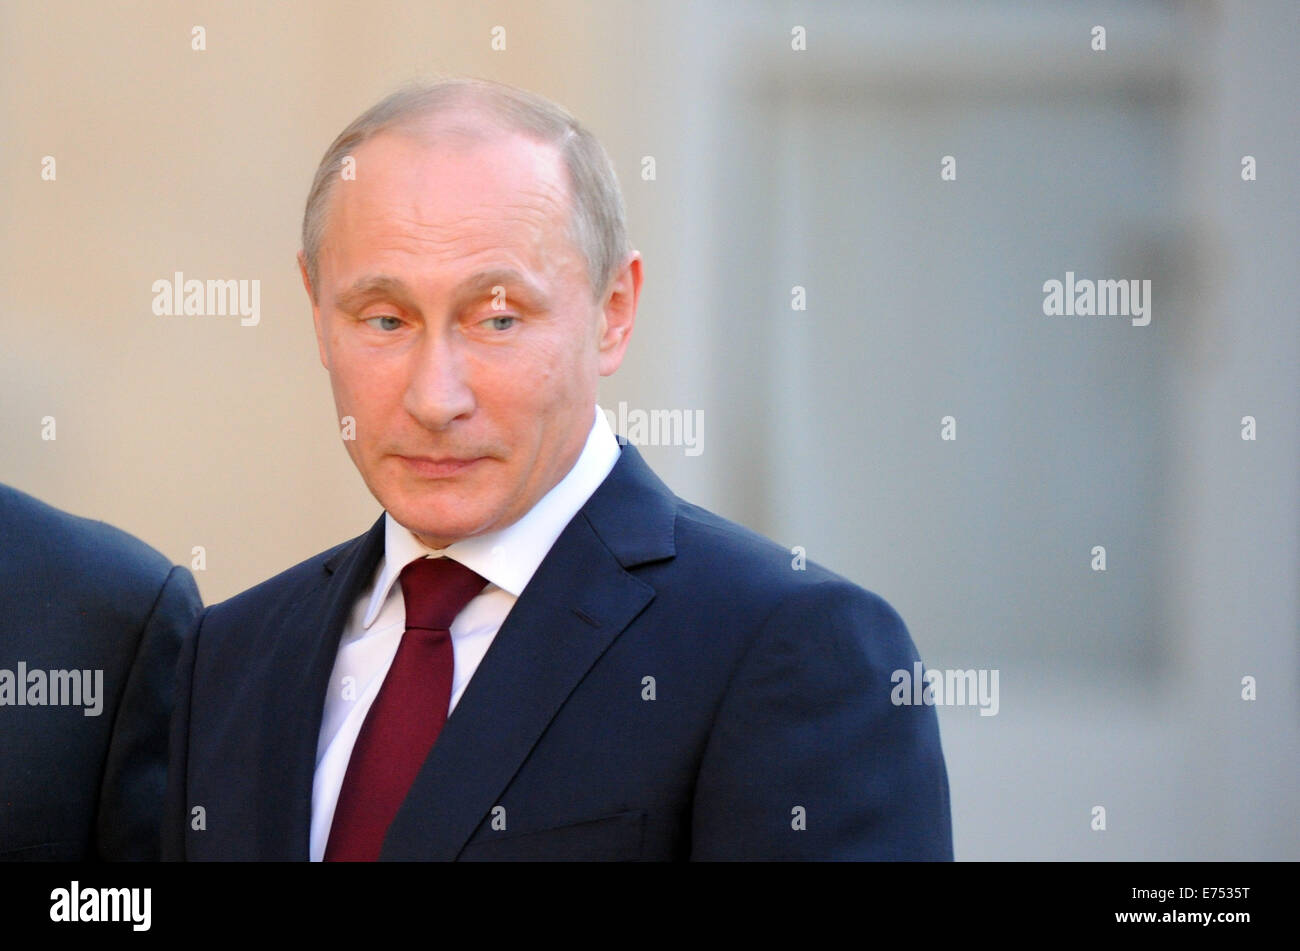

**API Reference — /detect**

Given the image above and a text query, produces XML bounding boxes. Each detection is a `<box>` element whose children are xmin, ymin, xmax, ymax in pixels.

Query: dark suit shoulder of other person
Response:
<box><xmin>0</xmin><ymin>483</ymin><xmax>202</xmax><ymax>861</ymax></box>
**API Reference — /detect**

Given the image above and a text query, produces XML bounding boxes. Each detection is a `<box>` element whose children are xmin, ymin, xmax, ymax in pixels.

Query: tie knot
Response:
<box><xmin>398</xmin><ymin>557</ymin><xmax>488</xmax><ymax>631</ymax></box>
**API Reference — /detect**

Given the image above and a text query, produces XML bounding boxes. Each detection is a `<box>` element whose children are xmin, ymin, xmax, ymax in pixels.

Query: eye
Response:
<box><xmin>484</xmin><ymin>315</ymin><xmax>517</xmax><ymax>331</ymax></box>
<box><xmin>364</xmin><ymin>315</ymin><xmax>403</xmax><ymax>332</ymax></box>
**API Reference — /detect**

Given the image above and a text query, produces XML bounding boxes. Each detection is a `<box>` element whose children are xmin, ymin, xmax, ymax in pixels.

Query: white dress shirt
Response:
<box><xmin>309</xmin><ymin>405</ymin><xmax>620</xmax><ymax>860</ymax></box>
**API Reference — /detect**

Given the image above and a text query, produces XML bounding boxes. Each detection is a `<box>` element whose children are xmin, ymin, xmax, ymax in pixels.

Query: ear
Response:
<box><xmin>299</xmin><ymin>250</ymin><xmax>329</xmax><ymax>370</ymax></box>
<box><xmin>596</xmin><ymin>250</ymin><xmax>642</xmax><ymax>377</ymax></box>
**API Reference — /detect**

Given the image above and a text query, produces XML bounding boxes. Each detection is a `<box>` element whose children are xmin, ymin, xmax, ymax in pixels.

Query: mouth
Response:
<box><xmin>395</xmin><ymin>455</ymin><xmax>487</xmax><ymax>479</ymax></box>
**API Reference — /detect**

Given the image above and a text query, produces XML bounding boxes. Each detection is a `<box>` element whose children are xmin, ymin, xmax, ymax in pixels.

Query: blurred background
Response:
<box><xmin>1</xmin><ymin>0</ymin><xmax>1295</xmax><ymax>859</ymax></box>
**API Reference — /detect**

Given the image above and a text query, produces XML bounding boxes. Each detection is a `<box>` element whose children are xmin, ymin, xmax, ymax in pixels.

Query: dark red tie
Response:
<box><xmin>324</xmin><ymin>556</ymin><xmax>488</xmax><ymax>862</ymax></box>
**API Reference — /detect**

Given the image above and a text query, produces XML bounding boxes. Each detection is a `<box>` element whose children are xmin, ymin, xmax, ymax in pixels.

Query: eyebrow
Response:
<box><xmin>333</xmin><ymin>268</ymin><xmax>549</xmax><ymax>314</ymax></box>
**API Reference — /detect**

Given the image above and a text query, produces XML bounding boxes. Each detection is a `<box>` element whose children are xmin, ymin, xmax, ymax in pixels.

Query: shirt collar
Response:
<box><xmin>362</xmin><ymin>405</ymin><xmax>621</xmax><ymax>628</ymax></box>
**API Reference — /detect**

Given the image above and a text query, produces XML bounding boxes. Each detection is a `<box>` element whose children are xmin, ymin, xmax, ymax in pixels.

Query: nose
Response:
<box><xmin>403</xmin><ymin>324</ymin><xmax>476</xmax><ymax>430</ymax></box>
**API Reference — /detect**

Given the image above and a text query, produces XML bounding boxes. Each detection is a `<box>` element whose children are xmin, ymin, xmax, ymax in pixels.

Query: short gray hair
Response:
<box><xmin>301</xmin><ymin>77</ymin><xmax>631</xmax><ymax>303</ymax></box>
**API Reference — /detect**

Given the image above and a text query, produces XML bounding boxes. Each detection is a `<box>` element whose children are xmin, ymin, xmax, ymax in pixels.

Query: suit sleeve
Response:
<box><xmin>94</xmin><ymin>565</ymin><xmax>203</xmax><ymax>860</ymax></box>
<box><xmin>689</xmin><ymin>579</ymin><xmax>954</xmax><ymax>860</ymax></box>
<box><xmin>160</xmin><ymin>604</ymin><xmax>205</xmax><ymax>861</ymax></box>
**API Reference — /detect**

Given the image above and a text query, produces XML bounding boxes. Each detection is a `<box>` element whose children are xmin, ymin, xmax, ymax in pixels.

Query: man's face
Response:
<box><xmin>300</xmin><ymin>120</ymin><xmax>638</xmax><ymax>548</ymax></box>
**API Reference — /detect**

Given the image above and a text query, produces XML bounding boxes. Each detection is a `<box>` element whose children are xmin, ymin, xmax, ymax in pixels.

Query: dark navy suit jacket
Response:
<box><xmin>0</xmin><ymin>483</ymin><xmax>201</xmax><ymax>860</ymax></box>
<box><xmin>164</xmin><ymin>443</ymin><xmax>953</xmax><ymax>860</ymax></box>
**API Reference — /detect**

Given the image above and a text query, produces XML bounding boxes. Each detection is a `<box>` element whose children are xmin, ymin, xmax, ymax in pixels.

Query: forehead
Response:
<box><xmin>320</xmin><ymin>123</ymin><xmax>576</xmax><ymax>281</ymax></box>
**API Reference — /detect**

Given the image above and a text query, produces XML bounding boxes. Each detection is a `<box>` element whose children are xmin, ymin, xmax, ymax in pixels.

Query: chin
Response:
<box><xmin>366</xmin><ymin>464</ymin><xmax>465</xmax><ymax>526</ymax></box>
<box><xmin>388</xmin><ymin>496</ymin><xmax>493</xmax><ymax>547</ymax></box>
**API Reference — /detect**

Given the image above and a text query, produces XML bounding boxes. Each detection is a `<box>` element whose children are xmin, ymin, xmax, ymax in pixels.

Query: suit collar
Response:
<box><xmin>307</xmin><ymin>441</ymin><xmax>676</xmax><ymax>861</ymax></box>
<box><xmin>259</xmin><ymin>511</ymin><xmax>387</xmax><ymax>859</ymax></box>
<box><xmin>323</xmin><ymin>513</ymin><xmax>386</xmax><ymax>576</ymax></box>
<box><xmin>577</xmin><ymin>438</ymin><xmax>677</xmax><ymax>568</ymax></box>
<box><xmin>382</xmin><ymin>440</ymin><xmax>676</xmax><ymax>859</ymax></box>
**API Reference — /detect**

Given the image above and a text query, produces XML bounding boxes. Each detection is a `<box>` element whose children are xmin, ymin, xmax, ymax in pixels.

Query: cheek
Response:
<box><xmin>526</xmin><ymin>334</ymin><xmax>584</xmax><ymax>399</ymax></box>
<box><xmin>331</xmin><ymin>350</ymin><xmax>403</xmax><ymax>434</ymax></box>
<box><xmin>474</xmin><ymin>345</ymin><xmax>555</xmax><ymax>410</ymax></box>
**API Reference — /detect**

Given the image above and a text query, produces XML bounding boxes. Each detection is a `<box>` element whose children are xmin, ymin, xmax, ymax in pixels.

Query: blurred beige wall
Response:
<box><xmin>0</xmin><ymin>0</ymin><xmax>680</xmax><ymax>604</ymax></box>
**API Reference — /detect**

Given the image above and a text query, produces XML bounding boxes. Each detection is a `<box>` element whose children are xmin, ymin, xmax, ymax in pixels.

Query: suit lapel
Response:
<box><xmin>256</xmin><ymin>514</ymin><xmax>386</xmax><ymax>859</ymax></box>
<box><xmin>381</xmin><ymin>442</ymin><xmax>677</xmax><ymax>860</ymax></box>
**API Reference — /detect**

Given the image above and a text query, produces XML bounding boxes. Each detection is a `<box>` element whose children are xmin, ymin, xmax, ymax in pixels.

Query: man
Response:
<box><xmin>0</xmin><ymin>483</ymin><xmax>201</xmax><ymax>860</ymax></box>
<box><xmin>164</xmin><ymin>77</ymin><xmax>953</xmax><ymax>860</ymax></box>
